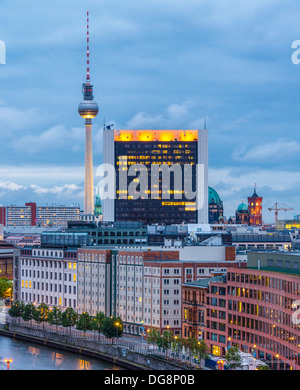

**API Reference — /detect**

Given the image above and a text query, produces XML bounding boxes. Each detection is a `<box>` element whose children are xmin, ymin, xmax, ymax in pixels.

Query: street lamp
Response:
<box><xmin>4</xmin><ymin>359</ymin><xmax>12</xmax><ymax>370</ymax></box>
<box><xmin>227</xmin><ymin>337</ymin><xmax>231</xmax><ymax>350</ymax></box>
<box><xmin>115</xmin><ymin>321</ymin><xmax>119</xmax><ymax>343</ymax></box>
<box><xmin>141</xmin><ymin>321</ymin><xmax>144</xmax><ymax>344</ymax></box>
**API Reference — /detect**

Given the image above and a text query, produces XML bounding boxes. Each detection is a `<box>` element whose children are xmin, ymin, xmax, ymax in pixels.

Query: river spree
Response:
<box><xmin>0</xmin><ymin>335</ymin><xmax>123</xmax><ymax>370</ymax></box>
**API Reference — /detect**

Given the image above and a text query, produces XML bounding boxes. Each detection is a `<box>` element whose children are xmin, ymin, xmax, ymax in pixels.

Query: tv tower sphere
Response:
<box><xmin>78</xmin><ymin>88</ymin><xmax>99</xmax><ymax>119</ymax></box>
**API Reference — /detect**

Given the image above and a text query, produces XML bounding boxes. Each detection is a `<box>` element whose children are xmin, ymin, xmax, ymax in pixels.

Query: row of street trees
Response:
<box><xmin>8</xmin><ymin>301</ymin><xmax>123</xmax><ymax>341</ymax></box>
<box><xmin>147</xmin><ymin>328</ymin><xmax>208</xmax><ymax>367</ymax></box>
<box><xmin>7</xmin><ymin>301</ymin><xmax>252</xmax><ymax>370</ymax></box>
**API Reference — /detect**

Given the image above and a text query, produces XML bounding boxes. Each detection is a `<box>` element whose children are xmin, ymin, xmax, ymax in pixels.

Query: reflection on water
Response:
<box><xmin>28</xmin><ymin>346</ymin><xmax>40</xmax><ymax>356</ymax></box>
<box><xmin>0</xmin><ymin>335</ymin><xmax>123</xmax><ymax>370</ymax></box>
<box><xmin>51</xmin><ymin>352</ymin><xmax>64</xmax><ymax>368</ymax></box>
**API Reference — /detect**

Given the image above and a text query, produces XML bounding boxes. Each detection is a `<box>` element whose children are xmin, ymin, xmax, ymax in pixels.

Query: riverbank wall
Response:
<box><xmin>0</xmin><ymin>323</ymin><xmax>188</xmax><ymax>371</ymax></box>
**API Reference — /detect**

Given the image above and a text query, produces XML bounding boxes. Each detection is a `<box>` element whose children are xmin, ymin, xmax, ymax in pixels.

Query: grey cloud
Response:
<box><xmin>232</xmin><ymin>139</ymin><xmax>300</xmax><ymax>163</ymax></box>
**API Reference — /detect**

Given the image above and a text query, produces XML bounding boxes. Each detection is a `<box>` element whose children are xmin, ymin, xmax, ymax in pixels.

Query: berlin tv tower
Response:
<box><xmin>78</xmin><ymin>11</ymin><xmax>99</xmax><ymax>215</ymax></box>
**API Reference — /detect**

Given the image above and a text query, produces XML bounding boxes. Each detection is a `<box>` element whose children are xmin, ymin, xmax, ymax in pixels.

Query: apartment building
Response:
<box><xmin>77</xmin><ymin>245</ymin><xmax>242</xmax><ymax>337</ymax></box>
<box><xmin>1</xmin><ymin>203</ymin><xmax>80</xmax><ymax>227</ymax></box>
<box><xmin>13</xmin><ymin>246</ymin><xmax>78</xmax><ymax>310</ymax></box>
<box><xmin>182</xmin><ymin>251</ymin><xmax>300</xmax><ymax>370</ymax></box>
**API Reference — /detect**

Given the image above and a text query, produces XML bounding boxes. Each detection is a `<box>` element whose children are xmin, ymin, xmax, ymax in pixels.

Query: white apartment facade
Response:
<box><xmin>77</xmin><ymin>246</ymin><xmax>240</xmax><ymax>337</ymax></box>
<box><xmin>77</xmin><ymin>248</ymin><xmax>111</xmax><ymax>316</ymax></box>
<box><xmin>37</xmin><ymin>206</ymin><xmax>80</xmax><ymax>227</ymax></box>
<box><xmin>7</xmin><ymin>206</ymin><xmax>32</xmax><ymax>227</ymax></box>
<box><xmin>13</xmin><ymin>243</ymin><xmax>241</xmax><ymax>337</ymax></box>
<box><xmin>13</xmin><ymin>247</ymin><xmax>78</xmax><ymax>310</ymax></box>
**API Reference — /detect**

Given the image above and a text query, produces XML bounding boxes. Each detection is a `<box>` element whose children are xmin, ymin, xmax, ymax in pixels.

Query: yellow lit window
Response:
<box><xmin>238</xmin><ymin>301</ymin><xmax>242</xmax><ymax>312</ymax></box>
<box><xmin>73</xmin><ymin>263</ymin><xmax>76</xmax><ymax>270</ymax></box>
<box><xmin>212</xmin><ymin>345</ymin><xmax>221</xmax><ymax>356</ymax></box>
<box><xmin>69</xmin><ymin>262</ymin><xmax>72</xmax><ymax>269</ymax></box>
<box><xmin>73</xmin><ymin>274</ymin><xmax>76</xmax><ymax>282</ymax></box>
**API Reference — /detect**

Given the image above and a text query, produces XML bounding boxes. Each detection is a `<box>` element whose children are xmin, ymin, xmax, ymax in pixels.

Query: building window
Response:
<box><xmin>276</xmin><ymin>260</ymin><xmax>283</xmax><ymax>268</ymax></box>
<box><xmin>267</xmin><ymin>259</ymin><xmax>274</xmax><ymax>267</ymax></box>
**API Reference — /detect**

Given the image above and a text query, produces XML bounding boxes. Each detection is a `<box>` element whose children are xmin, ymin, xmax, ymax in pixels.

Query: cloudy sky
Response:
<box><xmin>0</xmin><ymin>0</ymin><xmax>300</xmax><ymax>222</ymax></box>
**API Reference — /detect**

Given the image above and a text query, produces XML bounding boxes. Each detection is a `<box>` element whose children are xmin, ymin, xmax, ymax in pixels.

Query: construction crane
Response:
<box><xmin>268</xmin><ymin>203</ymin><xmax>294</xmax><ymax>226</ymax></box>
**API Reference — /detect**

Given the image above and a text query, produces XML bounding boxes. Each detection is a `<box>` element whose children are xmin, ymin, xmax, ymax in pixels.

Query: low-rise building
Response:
<box><xmin>77</xmin><ymin>244</ymin><xmax>243</xmax><ymax>337</ymax></box>
<box><xmin>0</xmin><ymin>240</ymin><xmax>15</xmax><ymax>279</ymax></box>
<box><xmin>182</xmin><ymin>250</ymin><xmax>300</xmax><ymax>370</ymax></box>
<box><xmin>12</xmin><ymin>231</ymin><xmax>90</xmax><ymax>310</ymax></box>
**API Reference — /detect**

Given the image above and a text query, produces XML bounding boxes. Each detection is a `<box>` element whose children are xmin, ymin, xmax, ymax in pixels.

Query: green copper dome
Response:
<box><xmin>208</xmin><ymin>186</ymin><xmax>222</xmax><ymax>205</ymax></box>
<box><xmin>237</xmin><ymin>201</ymin><xmax>248</xmax><ymax>213</ymax></box>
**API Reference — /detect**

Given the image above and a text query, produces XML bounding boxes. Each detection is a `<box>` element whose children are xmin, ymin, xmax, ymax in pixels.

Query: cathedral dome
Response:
<box><xmin>237</xmin><ymin>202</ymin><xmax>248</xmax><ymax>213</ymax></box>
<box><xmin>208</xmin><ymin>187</ymin><xmax>222</xmax><ymax>205</ymax></box>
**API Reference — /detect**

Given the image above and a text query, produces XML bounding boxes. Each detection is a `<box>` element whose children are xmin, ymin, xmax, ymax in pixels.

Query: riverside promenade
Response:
<box><xmin>3</xmin><ymin>318</ymin><xmax>202</xmax><ymax>371</ymax></box>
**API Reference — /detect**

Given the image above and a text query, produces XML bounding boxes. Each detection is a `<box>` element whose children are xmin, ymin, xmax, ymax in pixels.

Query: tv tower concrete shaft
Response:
<box><xmin>84</xmin><ymin>119</ymin><xmax>94</xmax><ymax>214</ymax></box>
<box><xmin>78</xmin><ymin>11</ymin><xmax>99</xmax><ymax>215</ymax></box>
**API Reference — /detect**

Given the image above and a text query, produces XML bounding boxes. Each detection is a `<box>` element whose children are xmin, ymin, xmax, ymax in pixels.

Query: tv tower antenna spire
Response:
<box><xmin>86</xmin><ymin>11</ymin><xmax>90</xmax><ymax>84</ymax></box>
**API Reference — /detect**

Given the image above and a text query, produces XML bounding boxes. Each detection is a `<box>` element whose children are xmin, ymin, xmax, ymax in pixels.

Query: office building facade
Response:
<box><xmin>182</xmin><ymin>251</ymin><xmax>300</xmax><ymax>370</ymax></box>
<box><xmin>0</xmin><ymin>203</ymin><xmax>80</xmax><ymax>227</ymax></box>
<box><xmin>13</xmin><ymin>246</ymin><xmax>78</xmax><ymax>310</ymax></box>
<box><xmin>102</xmin><ymin>129</ymin><xmax>208</xmax><ymax>225</ymax></box>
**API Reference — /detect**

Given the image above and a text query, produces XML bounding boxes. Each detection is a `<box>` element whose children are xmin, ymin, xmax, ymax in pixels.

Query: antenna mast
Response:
<box><xmin>86</xmin><ymin>11</ymin><xmax>90</xmax><ymax>84</ymax></box>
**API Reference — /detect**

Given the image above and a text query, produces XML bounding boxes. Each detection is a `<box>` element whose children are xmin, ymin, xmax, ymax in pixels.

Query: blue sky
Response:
<box><xmin>0</xmin><ymin>0</ymin><xmax>300</xmax><ymax>222</ymax></box>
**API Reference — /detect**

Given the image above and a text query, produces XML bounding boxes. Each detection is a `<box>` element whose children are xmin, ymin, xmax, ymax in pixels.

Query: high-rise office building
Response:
<box><xmin>102</xmin><ymin>129</ymin><xmax>208</xmax><ymax>225</ymax></box>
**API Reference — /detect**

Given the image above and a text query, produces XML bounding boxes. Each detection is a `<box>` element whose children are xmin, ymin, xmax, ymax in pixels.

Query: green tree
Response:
<box><xmin>102</xmin><ymin>316</ymin><xmax>123</xmax><ymax>343</ymax></box>
<box><xmin>172</xmin><ymin>336</ymin><xmax>184</xmax><ymax>355</ymax></box>
<box><xmin>47</xmin><ymin>306</ymin><xmax>62</xmax><ymax>329</ymax></box>
<box><xmin>92</xmin><ymin>311</ymin><xmax>105</xmax><ymax>339</ymax></box>
<box><xmin>33</xmin><ymin>303</ymin><xmax>49</xmax><ymax>329</ymax></box>
<box><xmin>161</xmin><ymin>330</ymin><xmax>173</xmax><ymax>351</ymax></box>
<box><xmin>257</xmin><ymin>364</ymin><xmax>269</xmax><ymax>370</ymax></box>
<box><xmin>225</xmin><ymin>345</ymin><xmax>243</xmax><ymax>370</ymax></box>
<box><xmin>147</xmin><ymin>328</ymin><xmax>160</xmax><ymax>346</ymax></box>
<box><xmin>0</xmin><ymin>278</ymin><xmax>12</xmax><ymax>299</ymax></box>
<box><xmin>198</xmin><ymin>340</ymin><xmax>208</xmax><ymax>366</ymax></box>
<box><xmin>21</xmin><ymin>303</ymin><xmax>36</xmax><ymax>323</ymax></box>
<box><xmin>8</xmin><ymin>300</ymin><xmax>25</xmax><ymax>323</ymax></box>
<box><xmin>76</xmin><ymin>312</ymin><xmax>92</xmax><ymax>334</ymax></box>
<box><xmin>61</xmin><ymin>307</ymin><xmax>78</xmax><ymax>334</ymax></box>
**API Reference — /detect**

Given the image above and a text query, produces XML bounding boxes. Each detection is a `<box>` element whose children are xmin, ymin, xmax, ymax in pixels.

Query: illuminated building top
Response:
<box><xmin>114</xmin><ymin>130</ymin><xmax>198</xmax><ymax>142</ymax></box>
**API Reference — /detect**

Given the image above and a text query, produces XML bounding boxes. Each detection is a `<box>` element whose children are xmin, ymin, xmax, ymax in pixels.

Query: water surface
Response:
<box><xmin>0</xmin><ymin>335</ymin><xmax>123</xmax><ymax>370</ymax></box>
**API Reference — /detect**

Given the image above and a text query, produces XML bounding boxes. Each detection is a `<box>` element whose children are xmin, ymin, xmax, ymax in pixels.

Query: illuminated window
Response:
<box><xmin>212</xmin><ymin>345</ymin><xmax>221</xmax><ymax>356</ymax></box>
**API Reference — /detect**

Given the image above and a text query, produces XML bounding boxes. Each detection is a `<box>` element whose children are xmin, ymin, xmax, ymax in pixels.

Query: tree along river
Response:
<box><xmin>0</xmin><ymin>335</ymin><xmax>124</xmax><ymax>370</ymax></box>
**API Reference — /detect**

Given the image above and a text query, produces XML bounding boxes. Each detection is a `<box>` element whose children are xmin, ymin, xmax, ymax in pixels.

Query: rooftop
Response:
<box><xmin>182</xmin><ymin>274</ymin><xmax>226</xmax><ymax>288</ymax></box>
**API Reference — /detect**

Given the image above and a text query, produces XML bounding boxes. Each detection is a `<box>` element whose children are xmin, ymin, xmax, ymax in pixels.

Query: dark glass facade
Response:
<box><xmin>114</xmin><ymin>140</ymin><xmax>198</xmax><ymax>225</ymax></box>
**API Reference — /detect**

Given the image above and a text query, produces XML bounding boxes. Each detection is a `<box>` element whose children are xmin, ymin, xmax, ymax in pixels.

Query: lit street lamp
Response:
<box><xmin>114</xmin><ymin>321</ymin><xmax>120</xmax><ymax>343</ymax></box>
<box><xmin>4</xmin><ymin>359</ymin><xmax>12</xmax><ymax>370</ymax></box>
<box><xmin>141</xmin><ymin>321</ymin><xmax>144</xmax><ymax>344</ymax></box>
